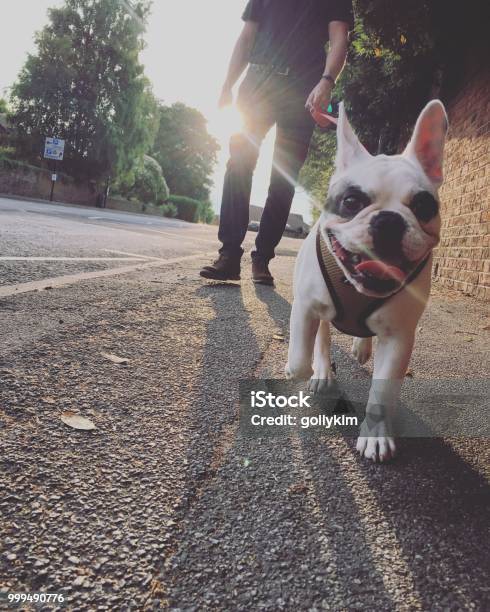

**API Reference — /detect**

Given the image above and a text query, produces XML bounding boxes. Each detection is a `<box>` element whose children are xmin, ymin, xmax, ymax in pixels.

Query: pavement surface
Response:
<box><xmin>0</xmin><ymin>196</ymin><xmax>489</xmax><ymax>611</ymax></box>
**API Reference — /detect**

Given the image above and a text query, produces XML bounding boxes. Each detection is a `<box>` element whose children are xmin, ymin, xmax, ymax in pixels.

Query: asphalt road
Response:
<box><xmin>0</xmin><ymin>196</ymin><xmax>489</xmax><ymax>611</ymax></box>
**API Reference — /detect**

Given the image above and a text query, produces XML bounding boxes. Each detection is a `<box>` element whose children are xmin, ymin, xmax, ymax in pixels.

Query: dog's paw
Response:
<box><xmin>307</xmin><ymin>375</ymin><xmax>337</xmax><ymax>394</ymax></box>
<box><xmin>352</xmin><ymin>337</ymin><xmax>372</xmax><ymax>366</ymax></box>
<box><xmin>285</xmin><ymin>363</ymin><xmax>313</xmax><ymax>380</ymax></box>
<box><xmin>356</xmin><ymin>434</ymin><xmax>397</xmax><ymax>462</ymax></box>
<box><xmin>356</xmin><ymin>415</ymin><xmax>396</xmax><ymax>462</ymax></box>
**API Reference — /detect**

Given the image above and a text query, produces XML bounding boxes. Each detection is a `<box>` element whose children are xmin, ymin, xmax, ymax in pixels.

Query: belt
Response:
<box><xmin>249</xmin><ymin>63</ymin><xmax>291</xmax><ymax>77</ymax></box>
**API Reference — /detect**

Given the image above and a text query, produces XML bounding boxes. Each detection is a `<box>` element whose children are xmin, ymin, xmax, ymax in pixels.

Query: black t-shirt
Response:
<box><xmin>242</xmin><ymin>0</ymin><xmax>354</xmax><ymax>78</ymax></box>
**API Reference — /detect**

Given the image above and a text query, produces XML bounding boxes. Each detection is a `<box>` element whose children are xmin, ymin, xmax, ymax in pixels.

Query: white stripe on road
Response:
<box><xmin>82</xmin><ymin>220</ymin><xmax>221</xmax><ymax>246</ymax></box>
<box><xmin>149</xmin><ymin>229</ymin><xmax>219</xmax><ymax>245</ymax></box>
<box><xmin>102</xmin><ymin>249</ymin><xmax>166</xmax><ymax>261</ymax></box>
<box><xmin>0</xmin><ymin>252</ymin><xmax>215</xmax><ymax>298</ymax></box>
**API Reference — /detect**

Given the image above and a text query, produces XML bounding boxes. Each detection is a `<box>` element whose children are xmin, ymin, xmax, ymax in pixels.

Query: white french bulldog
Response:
<box><xmin>286</xmin><ymin>100</ymin><xmax>448</xmax><ymax>462</ymax></box>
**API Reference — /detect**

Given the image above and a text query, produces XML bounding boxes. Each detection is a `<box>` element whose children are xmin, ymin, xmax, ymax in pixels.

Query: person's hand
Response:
<box><xmin>218</xmin><ymin>85</ymin><xmax>233</xmax><ymax>108</ymax></box>
<box><xmin>305</xmin><ymin>79</ymin><xmax>333</xmax><ymax>112</ymax></box>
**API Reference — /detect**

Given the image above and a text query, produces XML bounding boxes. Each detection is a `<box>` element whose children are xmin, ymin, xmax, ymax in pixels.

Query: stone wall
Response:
<box><xmin>0</xmin><ymin>162</ymin><xmax>97</xmax><ymax>206</ymax></box>
<box><xmin>434</xmin><ymin>70</ymin><xmax>490</xmax><ymax>300</ymax></box>
<box><xmin>0</xmin><ymin>162</ymin><xmax>167</xmax><ymax>219</ymax></box>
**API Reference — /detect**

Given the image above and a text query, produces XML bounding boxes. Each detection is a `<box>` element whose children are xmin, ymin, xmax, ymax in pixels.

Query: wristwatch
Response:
<box><xmin>321</xmin><ymin>74</ymin><xmax>336</xmax><ymax>86</ymax></box>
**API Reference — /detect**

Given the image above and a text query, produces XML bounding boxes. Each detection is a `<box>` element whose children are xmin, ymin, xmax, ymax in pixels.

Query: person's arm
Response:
<box><xmin>305</xmin><ymin>21</ymin><xmax>350</xmax><ymax>112</ymax></box>
<box><xmin>219</xmin><ymin>21</ymin><xmax>259</xmax><ymax>108</ymax></box>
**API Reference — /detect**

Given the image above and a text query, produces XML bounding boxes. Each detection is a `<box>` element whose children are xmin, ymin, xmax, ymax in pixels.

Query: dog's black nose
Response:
<box><xmin>369</xmin><ymin>211</ymin><xmax>407</xmax><ymax>259</ymax></box>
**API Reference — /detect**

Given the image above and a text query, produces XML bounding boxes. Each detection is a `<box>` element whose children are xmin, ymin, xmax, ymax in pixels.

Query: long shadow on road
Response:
<box><xmin>163</xmin><ymin>281</ymin><xmax>489</xmax><ymax>610</ymax></box>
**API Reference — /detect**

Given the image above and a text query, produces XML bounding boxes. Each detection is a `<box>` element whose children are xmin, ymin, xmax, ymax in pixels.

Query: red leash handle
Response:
<box><xmin>311</xmin><ymin>108</ymin><xmax>338</xmax><ymax>129</ymax></box>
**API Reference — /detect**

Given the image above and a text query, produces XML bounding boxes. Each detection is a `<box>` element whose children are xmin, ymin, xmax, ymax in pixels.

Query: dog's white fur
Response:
<box><xmin>286</xmin><ymin>100</ymin><xmax>448</xmax><ymax>462</ymax></box>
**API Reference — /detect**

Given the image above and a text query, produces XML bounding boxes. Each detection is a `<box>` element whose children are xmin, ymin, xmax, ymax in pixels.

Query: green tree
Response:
<box><xmin>0</xmin><ymin>99</ymin><xmax>8</xmax><ymax>114</ymax></box>
<box><xmin>152</xmin><ymin>102</ymin><xmax>219</xmax><ymax>201</ymax></box>
<box><xmin>300</xmin><ymin>129</ymin><xmax>337</xmax><ymax>221</ymax></box>
<box><xmin>301</xmin><ymin>0</ymin><xmax>487</xmax><ymax>213</ymax></box>
<box><xmin>127</xmin><ymin>155</ymin><xmax>169</xmax><ymax>204</ymax></box>
<box><xmin>9</xmin><ymin>0</ymin><xmax>158</xmax><ymax>183</ymax></box>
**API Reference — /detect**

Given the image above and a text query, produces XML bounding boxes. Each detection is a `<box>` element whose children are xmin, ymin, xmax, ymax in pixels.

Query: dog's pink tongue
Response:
<box><xmin>356</xmin><ymin>260</ymin><xmax>405</xmax><ymax>283</ymax></box>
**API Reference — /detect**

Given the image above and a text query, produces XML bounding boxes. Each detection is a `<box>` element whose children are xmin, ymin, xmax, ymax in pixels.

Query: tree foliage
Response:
<box><xmin>9</xmin><ymin>0</ymin><xmax>158</xmax><ymax>183</ymax></box>
<box><xmin>301</xmin><ymin>0</ymin><xmax>488</xmax><ymax>211</ymax></box>
<box><xmin>127</xmin><ymin>155</ymin><xmax>169</xmax><ymax>204</ymax></box>
<box><xmin>152</xmin><ymin>103</ymin><xmax>219</xmax><ymax>202</ymax></box>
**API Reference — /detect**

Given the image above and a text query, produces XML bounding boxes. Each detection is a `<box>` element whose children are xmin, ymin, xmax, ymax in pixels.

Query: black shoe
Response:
<box><xmin>252</xmin><ymin>257</ymin><xmax>274</xmax><ymax>286</ymax></box>
<box><xmin>200</xmin><ymin>254</ymin><xmax>241</xmax><ymax>281</ymax></box>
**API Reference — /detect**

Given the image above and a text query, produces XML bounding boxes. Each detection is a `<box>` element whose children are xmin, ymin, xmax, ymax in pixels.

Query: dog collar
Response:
<box><xmin>316</xmin><ymin>228</ymin><xmax>428</xmax><ymax>338</ymax></box>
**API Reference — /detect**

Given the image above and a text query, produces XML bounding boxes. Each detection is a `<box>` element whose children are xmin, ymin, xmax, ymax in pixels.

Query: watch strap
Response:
<box><xmin>322</xmin><ymin>74</ymin><xmax>336</xmax><ymax>85</ymax></box>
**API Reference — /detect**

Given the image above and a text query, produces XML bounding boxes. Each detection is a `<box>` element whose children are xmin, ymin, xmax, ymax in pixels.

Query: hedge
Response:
<box><xmin>168</xmin><ymin>195</ymin><xmax>214</xmax><ymax>224</ymax></box>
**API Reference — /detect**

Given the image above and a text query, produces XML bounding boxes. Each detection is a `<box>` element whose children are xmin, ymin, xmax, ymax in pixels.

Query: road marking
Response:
<box><xmin>0</xmin><ymin>251</ymin><xmax>215</xmax><ymax>298</ymax></box>
<box><xmin>102</xmin><ymin>249</ymin><xmax>165</xmax><ymax>261</ymax></box>
<box><xmin>151</xmin><ymin>229</ymin><xmax>221</xmax><ymax>245</ymax></box>
<box><xmin>0</xmin><ymin>256</ymin><xmax>148</xmax><ymax>262</ymax></box>
<box><xmin>88</xmin><ymin>221</ymin><xmax>219</xmax><ymax>246</ymax></box>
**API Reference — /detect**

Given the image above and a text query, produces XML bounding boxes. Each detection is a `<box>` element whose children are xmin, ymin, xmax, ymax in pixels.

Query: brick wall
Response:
<box><xmin>0</xmin><ymin>162</ymin><xmax>171</xmax><ymax>219</ymax></box>
<box><xmin>434</xmin><ymin>70</ymin><xmax>490</xmax><ymax>300</ymax></box>
<box><xmin>0</xmin><ymin>162</ymin><xmax>96</xmax><ymax>206</ymax></box>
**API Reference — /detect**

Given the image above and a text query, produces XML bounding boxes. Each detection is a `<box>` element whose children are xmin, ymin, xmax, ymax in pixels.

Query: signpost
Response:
<box><xmin>44</xmin><ymin>137</ymin><xmax>65</xmax><ymax>201</ymax></box>
<box><xmin>44</xmin><ymin>137</ymin><xmax>65</xmax><ymax>161</ymax></box>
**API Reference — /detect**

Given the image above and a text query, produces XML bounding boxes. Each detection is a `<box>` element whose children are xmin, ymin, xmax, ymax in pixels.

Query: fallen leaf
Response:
<box><xmin>273</xmin><ymin>334</ymin><xmax>284</xmax><ymax>341</ymax></box>
<box><xmin>465</xmin><ymin>337</ymin><xmax>474</xmax><ymax>342</ymax></box>
<box><xmin>100</xmin><ymin>352</ymin><xmax>129</xmax><ymax>365</ymax></box>
<box><xmin>288</xmin><ymin>482</ymin><xmax>308</xmax><ymax>495</ymax></box>
<box><xmin>61</xmin><ymin>411</ymin><xmax>96</xmax><ymax>431</ymax></box>
<box><xmin>42</xmin><ymin>397</ymin><xmax>56</xmax><ymax>404</ymax></box>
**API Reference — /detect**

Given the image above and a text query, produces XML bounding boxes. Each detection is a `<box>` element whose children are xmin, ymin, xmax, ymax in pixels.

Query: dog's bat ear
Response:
<box><xmin>335</xmin><ymin>102</ymin><xmax>371</xmax><ymax>172</ymax></box>
<box><xmin>404</xmin><ymin>100</ymin><xmax>448</xmax><ymax>187</ymax></box>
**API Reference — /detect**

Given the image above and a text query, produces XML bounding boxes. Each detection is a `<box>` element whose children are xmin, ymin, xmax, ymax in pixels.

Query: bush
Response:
<box><xmin>198</xmin><ymin>200</ymin><xmax>215</xmax><ymax>224</ymax></box>
<box><xmin>127</xmin><ymin>155</ymin><xmax>170</xmax><ymax>205</ymax></box>
<box><xmin>168</xmin><ymin>195</ymin><xmax>200</xmax><ymax>222</ymax></box>
<box><xmin>160</xmin><ymin>202</ymin><xmax>177</xmax><ymax>218</ymax></box>
<box><xmin>168</xmin><ymin>195</ymin><xmax>216</xmax><ymax>223</ymax></box>
<box><xmin>0</xmin><ymin>146</ymin><xmax>15</xmax><ymax>161</ymax></box>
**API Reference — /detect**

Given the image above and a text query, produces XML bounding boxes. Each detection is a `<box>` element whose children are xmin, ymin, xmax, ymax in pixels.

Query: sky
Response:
<box><xmin>0</xmin><ymin>0</ymin><xmax>314</xmax><ymax>223</ymax></box>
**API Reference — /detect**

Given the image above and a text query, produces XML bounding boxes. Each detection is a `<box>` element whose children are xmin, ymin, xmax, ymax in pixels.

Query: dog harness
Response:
<box><xmin>316</xmin><ymin>229</ymin><xmax>428</xmax><ymax>338</ymax></box>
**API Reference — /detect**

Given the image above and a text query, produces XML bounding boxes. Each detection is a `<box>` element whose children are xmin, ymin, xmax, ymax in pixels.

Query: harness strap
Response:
<box><xmin>316</xmin><ymin>229</ymin><xmax>428</xmax><ymax>338</ymax></box>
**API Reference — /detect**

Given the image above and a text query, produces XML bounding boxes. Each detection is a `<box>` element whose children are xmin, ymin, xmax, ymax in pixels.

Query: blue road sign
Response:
<box><xmin>44</xmin><ymin>137</ymin><xmax>65</xmax><ymax>160</ymax></box>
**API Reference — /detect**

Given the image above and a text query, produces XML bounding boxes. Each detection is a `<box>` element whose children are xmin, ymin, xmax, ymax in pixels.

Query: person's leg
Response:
<box><xmin>217</xmin><ymin>120</ymin><xmax>271</xmax><ymax>259</ymax></box>
<box><xmin>201</xmin><ymin>70</ymin><xmax>275</xmax><ymax>280</ymax></box>
<box><xmin>253</xmin><ymin>102</ymin><xmax>314</xmax><ymax>263</ymax></box>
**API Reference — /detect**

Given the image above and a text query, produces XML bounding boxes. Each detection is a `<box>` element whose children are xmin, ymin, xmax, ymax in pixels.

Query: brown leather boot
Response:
<box><xmin>200</xmin><ymin>254</ymin><xmax>241</xmax><ymax>281</ymax></box>
<box><xmin>252</xmin><ymin>257</ymin><xmax>274</xmax><ymax>286</ymax></box>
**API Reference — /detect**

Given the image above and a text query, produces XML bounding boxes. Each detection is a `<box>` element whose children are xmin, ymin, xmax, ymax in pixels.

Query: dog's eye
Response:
<box><xmin>410</xmin><ymin>191</ymin><xmax>439</xmax><ymax>222</ymax></box>
<box><xmin>339</xmin><ymin>192</ymin><xmax>369</xmax><ymax>217</ymax></box>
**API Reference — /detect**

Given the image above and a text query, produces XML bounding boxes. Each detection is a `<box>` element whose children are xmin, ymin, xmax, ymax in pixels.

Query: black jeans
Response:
<box><xmin>218</xmin><ymin>68</ymin><xmax>316</xmax><ymax>261</ymax></box>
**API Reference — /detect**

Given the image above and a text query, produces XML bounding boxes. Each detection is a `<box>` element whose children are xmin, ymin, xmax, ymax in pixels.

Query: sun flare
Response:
<box><xmin>207</xmin><ymin>105</ymin><xmax>245</xmax><ymax>148</ymax></box>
